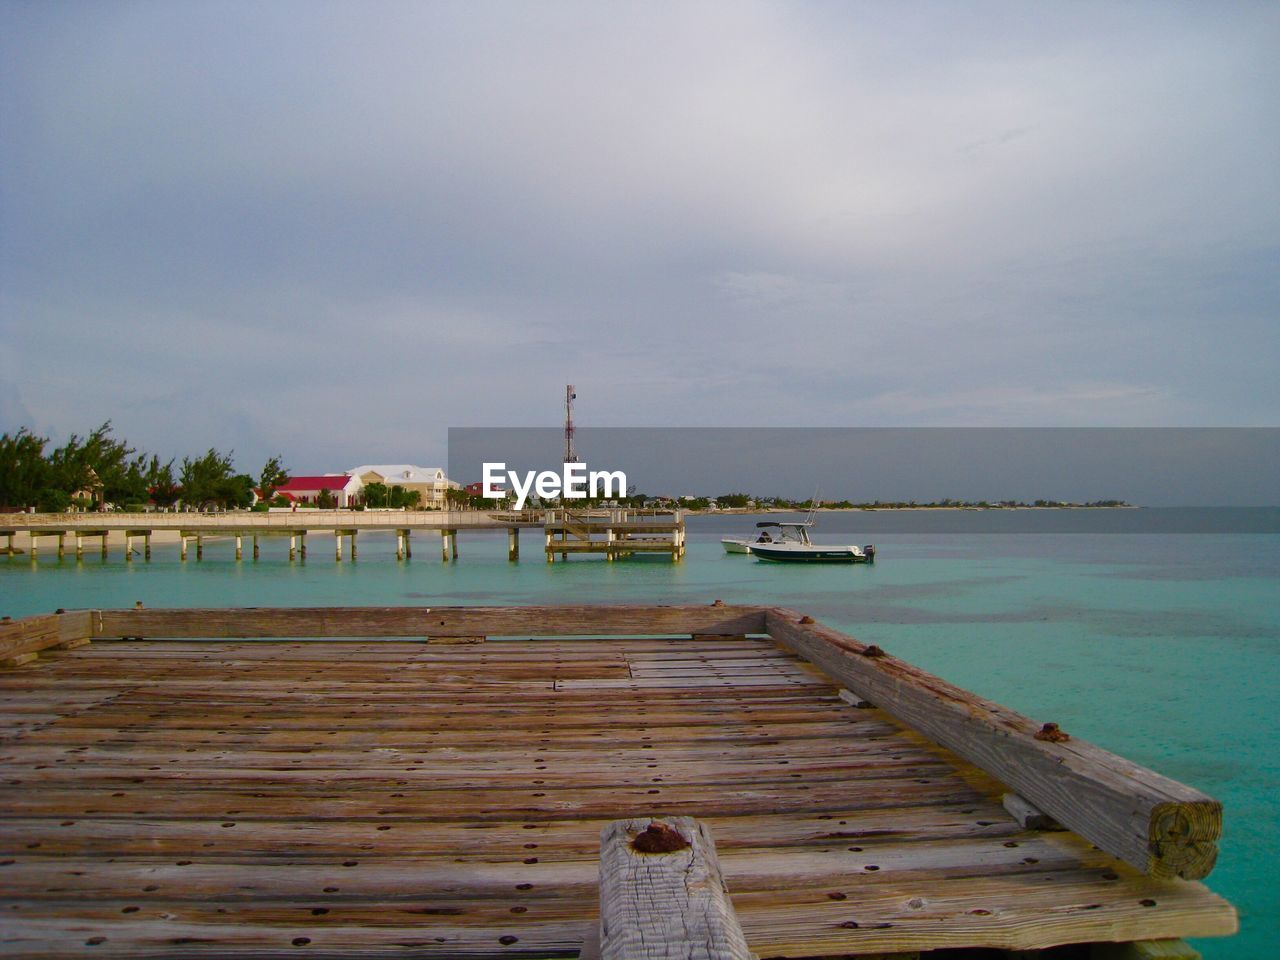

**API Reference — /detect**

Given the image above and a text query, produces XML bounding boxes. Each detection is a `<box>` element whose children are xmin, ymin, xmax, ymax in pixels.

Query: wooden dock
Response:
<box><xmin>1</xmin><ymin>508</ymin><xmax>685</xmax><ymax>564</ymax></box>
<box><xmin>0</xmin><ymin>605</ymin><xmax>1235</xmax><ymax>958</ymax></box>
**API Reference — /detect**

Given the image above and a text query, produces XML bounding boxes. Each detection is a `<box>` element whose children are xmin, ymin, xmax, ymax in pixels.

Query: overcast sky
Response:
<box><xmin>3</xmin><ymin>1</ymin><xmax>1278</xmax><ymax>474</ymax></box>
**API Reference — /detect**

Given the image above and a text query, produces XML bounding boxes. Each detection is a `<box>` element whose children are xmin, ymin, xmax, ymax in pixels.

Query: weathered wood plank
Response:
<box><xmin>764</xmin><ymin>608</ymin><xmax>1221</xmax><ymax>880</ymax></box>
<box><xmin>94</xmin><ymin>605</ymin><xmax>768</xmax><ymax>640</ymax></box>
<box><xmin>597</xmin><ymin>817</ymin><xmax>752</xmax><ymax>960</ymax></box>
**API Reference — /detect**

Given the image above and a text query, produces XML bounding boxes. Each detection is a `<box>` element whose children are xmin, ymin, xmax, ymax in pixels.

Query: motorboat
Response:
<box><xmin>742</xmin><ymin>521</ymin><xmax>875</xmax><ymax>564</ymax></box>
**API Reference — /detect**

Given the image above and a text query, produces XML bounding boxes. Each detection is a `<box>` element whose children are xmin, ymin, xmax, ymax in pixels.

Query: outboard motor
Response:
<box><xmin>864</xmin><ymin>545</ymin><xmax>876</xmax><ymax>563</ymax></box>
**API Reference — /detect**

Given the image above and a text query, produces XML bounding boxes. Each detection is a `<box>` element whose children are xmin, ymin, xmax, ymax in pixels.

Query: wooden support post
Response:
<box><xmin>451</xmin><ymin>529</ymin><xmax>458</xmax><ymax>559</ymax></box>
<box><xmin>180</xmin><ymin>535</ymin><xmax>188</xmax><ymax>561</ymax></box>
<box><xmin>335</xmin><ymin>531</ymin><xmax>343</xmax><ymax>562</ymax></box>
<box><xmin>508</xmin><ymin>527</ymin><xmax>519</xmax><ymax>561</ymax></box>
<box><xmin>1003</xmin><ymin>792</ymin><xmax>1064</xmax><ymax>831</ymax></box>
<box><xmin>29</xmin><ymin>535</ymin><xmax>36</xmax><ymax>559</ymax></box>
<box><xmin>195</xmin><ymin>535</ymin><xmax>203</xmax><ymax>561</ymax></box>
<box><xmin>252</xmin><ymin>535</ymin><xmax>260</xmax><ymax>560</ymax></box>
<box><xmin>124</xmin><ymin>532</ymin><xmax>133</xmax><ymax>562</ymax></box>
<box><xmin>235</xmin><ymin>535</ymin><xmax>243</xmax><ymax>561</ymax></box>
<box><xmin>75</xmin><ymin>533</ymin><xmax>84</xmax><ymax>560</ymax></box>
<box><xmin>545</xmin><ymin>529</ymin><xmax>554</xmax><ymax>562</ymax></box>
<box><xmin>441</xmin><ymin>530</ymin><xmax>450</xmax><ymax>563</ymax></box>
<box><xmin>299</xmin><ymin>532</ymin><xmax>307</xmax><ymax>560</ymax></box>
<box><xmin>350</xmin><ymin>530</ymin><xmax>357</xmax><ymax>562</ymax></box>
<box><xmin>396</xmin><ymin>530</ymin><xmax>405</xmax><ymax>560</ymax></box>
<box><xmin>288</xmin><ymin>535</ymin><xmax>297</xmax><ymax>562</ymax></box>
<box><xmin>596</xmin><ymin>817</ymin><xmax>751</xmax><ymax>960</ymax></box>
<box><xmin>404</xmin><ymin>530</ymin><xmax>411</xmax><ymax>559</ymax></box>
<box><xmin>101</xmin><ymin>534</ymin><xmax>108</xmax><ymax>560</ymax></box>
<box><xmin>56</xmin><ymin>533</ymin><xmax>65</xmax><ymax>559</ymax></box>
<box><xmin>143</xmin><ymin>532</ymin><xmax>151</xmax><ymax>561</ymax></box>
<box><xmin>765</xmin><ymin>609</ymin><xmax>1222</xmax><ymax>880</ymax></box>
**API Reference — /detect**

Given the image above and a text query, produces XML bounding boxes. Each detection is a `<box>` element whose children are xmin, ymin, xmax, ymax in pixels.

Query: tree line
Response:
<box><xmin>0</xmin><ymin>423</ymin><xmax>290</xmax><ymax>512</ymax></box>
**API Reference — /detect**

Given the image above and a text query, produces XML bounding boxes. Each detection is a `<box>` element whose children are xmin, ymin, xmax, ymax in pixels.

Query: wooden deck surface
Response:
<box><xmin>0</xmin><ymin>636</ymin><xmax>1235</xmax><ymax>958</ymax></box>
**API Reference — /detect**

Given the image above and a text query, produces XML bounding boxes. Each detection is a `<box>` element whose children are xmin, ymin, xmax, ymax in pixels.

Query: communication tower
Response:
<box><xmin>564</xmin><ymin>385</ymin><xmax>577</xmax><ymax>464</ymax></box>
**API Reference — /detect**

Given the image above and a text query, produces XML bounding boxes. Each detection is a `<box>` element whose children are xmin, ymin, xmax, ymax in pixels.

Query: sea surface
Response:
<box><xmin>3</xmin><ymin>507</ymin><xmax>1277</xmax><ymax>959</ymax></box>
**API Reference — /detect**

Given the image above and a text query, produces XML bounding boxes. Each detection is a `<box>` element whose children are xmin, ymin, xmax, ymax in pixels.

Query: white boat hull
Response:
<box><xmin>721</xmin><ymin>538</ymin><xmax>753</xmax><ymax>554</ymax></box>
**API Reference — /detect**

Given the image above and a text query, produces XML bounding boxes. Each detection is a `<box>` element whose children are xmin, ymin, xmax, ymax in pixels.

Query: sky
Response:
<box><xmin>3</xmin><ymin>1</ymin><xmax>1278</xmax><ymax>478</ymax></box>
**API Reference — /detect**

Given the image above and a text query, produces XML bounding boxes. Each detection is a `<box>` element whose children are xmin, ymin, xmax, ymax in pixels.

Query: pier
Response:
<box><xmin>1</xmin><ymin>508</ymin><xmax>684</xmax><ymax>563</ymax></box>
<box><xmin>0</xmin><ymin>603</ymin><xmax>1235</xmax><ymax>958</ymax></box>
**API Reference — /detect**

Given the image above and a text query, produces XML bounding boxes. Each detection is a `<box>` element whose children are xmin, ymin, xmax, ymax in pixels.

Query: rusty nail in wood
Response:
<box><xmin>1035</xmin><ymin>722</ymin><xmax>1070</xmax><ymax>742</ymax></box>
<box><xmin>799</xmin><ymin>615</ymin><xmax>815</xmax><ymax>624</ymax></box>
<box><xmin>631</xmin><ymin>822</ymin><xmax>690</xmax><ymax>854</ymax></box>
<box><xmin>860</xmin><ymin>644</ymin><xmax>885</xmax><ymax>658</ymax></box>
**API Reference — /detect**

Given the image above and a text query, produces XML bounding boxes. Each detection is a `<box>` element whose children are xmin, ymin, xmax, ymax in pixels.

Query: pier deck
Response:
<box><xmin>0</xmin><ymin>606</ymin><xmax>1235</xmax><ymax>958</ymax></box>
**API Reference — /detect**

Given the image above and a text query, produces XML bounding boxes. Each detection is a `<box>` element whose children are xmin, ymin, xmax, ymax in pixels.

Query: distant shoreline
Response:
<box><xmin>686</xmin><ymin>504</ymin><xmax>1139</xmax><ymax>514</ymax></box>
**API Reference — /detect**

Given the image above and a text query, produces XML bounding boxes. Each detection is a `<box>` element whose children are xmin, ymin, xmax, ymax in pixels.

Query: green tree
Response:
<box><xmin>257</xmin><ymin>456</ymin><xmax>290</xmax><ymax>503</ymax></box>
<box><xmin>316</xmin><ymin>488</ymin><xmax>337</xmax><ymax>509</ymax></box>
<box><xmin>145</xmin><ymin>456</ymin><xmax>181</xmax><ymax>508</ymax></box>
<box><xmin>0</xmin><ymin>428</ymin><xmax>51</xmax><ymax>508</ymax></box>
<box><xmin>393</xmin><ymin>487</ymin><xmax>422</xmax><ymax>509</ymax></box>
<box><xmin>716</xmin><ymin>493</ymin><xmax>750</xmax><ymax>508</ymax></box>
<box><xmin>179</xmin><ymin>448</ymin><xmax>238</xmax><ymax>509</ymax></box>
<box><xmin>362</xmin><ymin>482</ymin><xmax>389</xmax><ymax>508</ymax></box>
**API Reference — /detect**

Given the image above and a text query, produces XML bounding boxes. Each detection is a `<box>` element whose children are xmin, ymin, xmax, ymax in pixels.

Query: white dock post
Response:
<box><xmin>441</xmin><ymin>530</ymin><xmax>450</xmax><ymax>562</ymax></box>
<box><xmin>395</xmin><ymin>530</ymin><xmax>404</xmax><ymax>560</ymax></box>
<box><xmin>124</xmin><ymin>532</ymin><xmax>133</xmax><ymax>562</ymax></box>
<box><xmin>508</xmin><ymin>527</ymin><xmax>519</xmax><ymax>561</ymax></box>
<box><xmin>76</xmin><ymin>533</ymin><xmax>84</xmax><ymax>560</ymax></box>
<box><xmin>288</xmin><ymin>534</ymin><xmax>296</xmax><ymax>562</ymax></box>
<box><xmin>57</xmin><ymin>533</ymin><xmax>65</xmax><ymax>559</ymax></box>
<box><xmin>235</xmin><ymin>535</ymin><xmax>243</xmax><ymax>561</ymax></box>
<box><xmin>180</xmin><ymin>535</ymin><xmax>188</xmax><ymax>561</ymax></box>
<box><xmin>335</xmin><ymin>530</ymin><xmax>343</xmax><ymax>562</ymax></box>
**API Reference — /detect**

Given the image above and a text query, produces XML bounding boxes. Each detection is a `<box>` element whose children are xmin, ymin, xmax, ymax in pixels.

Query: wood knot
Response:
<box><xmin>711</xmin><ymin>599</ymin><xmax>724</xmax><ymax>607</ymax></box>
<box><xmin>1034</xmin><ymin>722</ymin><xmax>1070</xmax><ymax>743</ymax></box>
<box><xmin>631</xmin><ymin>822</ymin><xmax>690</xmax><ymax>854</ymax></box>
<box><xmin>860</xmin><ymin>645</ymin><xmax>886</xmax><ymax>658</ymax></box>
<box><xmin>799</xmin><ymin>615</ymin><xmax>815</xmax><ymax>624</ymax></box>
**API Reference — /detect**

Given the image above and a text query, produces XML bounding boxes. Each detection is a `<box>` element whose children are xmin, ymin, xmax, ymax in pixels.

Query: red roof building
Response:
<box><xmin>272</xmin><ymin>475</ymin><xmax>362</xmax><ymax>508</ymax></box>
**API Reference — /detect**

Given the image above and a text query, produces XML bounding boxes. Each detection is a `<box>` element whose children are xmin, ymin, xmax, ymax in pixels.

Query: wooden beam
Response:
<box><xmin>0</xmin><ymin>610</ymin><xmax>94</xmax><ymax>664</ymax></box>
<box><xmin>1003</xmin><ymin>792</ymin><xmax>1064</xmax><ymax>831</ymax></box>
<box><xmin>94</xmin><ymin>605</ymin><xmax>768</xmax><ymax>640</ymax></box>
<box><xmin>597</xmin><ymin>817</ymin><xmax>751</xmax><ymax>960</ymax></box>
<box><xmin>765</xmin><ymin>608</ymin><xmax>1221</xmax><ymax>880</ymax></box>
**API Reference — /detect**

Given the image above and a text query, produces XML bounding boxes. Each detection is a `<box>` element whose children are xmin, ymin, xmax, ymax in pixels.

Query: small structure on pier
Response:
<box><xmin>543</xmin><ymin>508</ymin><xmax>684</xmax><ymax>562</ymax></box>
<box><xmin>0</xmin><ymin>604</ymin><xmax>1235</xmax><ymax>958</ymax></box>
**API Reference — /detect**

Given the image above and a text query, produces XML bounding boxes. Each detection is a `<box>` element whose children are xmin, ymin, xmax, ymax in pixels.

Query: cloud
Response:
<box><xmin>2</xmin><ymin>1</ymin><xmax>1278</xmax><ymax>470</ymax></box>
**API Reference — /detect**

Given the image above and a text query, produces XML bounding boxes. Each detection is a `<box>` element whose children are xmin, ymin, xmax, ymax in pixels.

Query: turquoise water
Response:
<box><xmin>2</xmin><ymin>511</ymin><xmax>1277</xmax><ymax>958</ymax></box>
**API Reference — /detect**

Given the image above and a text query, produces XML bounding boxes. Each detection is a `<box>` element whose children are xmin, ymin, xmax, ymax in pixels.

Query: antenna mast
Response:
<box><xmin>564</xmin><ymin>385</ymin><xmax>577</xmax><ymax>463</ymax></box>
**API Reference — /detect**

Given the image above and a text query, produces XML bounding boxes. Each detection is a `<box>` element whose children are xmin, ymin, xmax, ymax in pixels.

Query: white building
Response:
<box><xmin>347</xmin><ymin>465</ymin><xmax>459</xmax><ymax>509</ymax></box>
